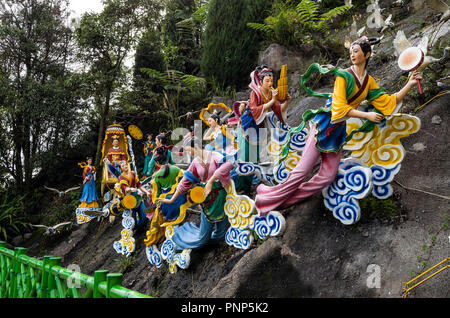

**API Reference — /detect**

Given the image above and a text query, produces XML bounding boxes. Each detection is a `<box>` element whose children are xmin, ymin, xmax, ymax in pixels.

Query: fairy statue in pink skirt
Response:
<box><xmin>255</xmin><ymin>36</ymin><xmax>422</xmax><ymax>215</ymax></box>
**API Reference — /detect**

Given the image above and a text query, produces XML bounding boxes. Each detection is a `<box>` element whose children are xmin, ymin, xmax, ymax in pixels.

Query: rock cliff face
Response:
<box><xmin>22</xmin><ymin>2</ymin><xmax>450</xmax><ymax>298</ymax></box>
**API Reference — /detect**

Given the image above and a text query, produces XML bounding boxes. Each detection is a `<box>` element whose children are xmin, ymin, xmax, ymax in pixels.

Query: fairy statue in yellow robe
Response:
<box><xmin>255</xmin><ymin>36</ymin><xmax>422</xmax><ymax>214</ymax></box>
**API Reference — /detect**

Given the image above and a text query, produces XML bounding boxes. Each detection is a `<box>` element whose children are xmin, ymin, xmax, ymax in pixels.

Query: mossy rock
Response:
<box><xmin>359</xmin><ymin>195</ymin><xmax>403</xmax><ymax>223</ymax></box>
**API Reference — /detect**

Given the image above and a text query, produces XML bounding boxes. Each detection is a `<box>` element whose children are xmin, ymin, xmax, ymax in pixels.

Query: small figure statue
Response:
<box><xmin>100</xmin><ymin>123</ymin><xmax>131</xmax><ymax>195</ymax></box>
<box><xmin>142</xmin><ymin>133</ymin><xmax>155</xmax><ymax>178</ymax></box>
<box><xmin>79</xmin><ymin>156</ymin><xmax>99</xmax><ymax>208</ymax></box>
<box><xmin>203</xmin><ymin>112</ymin><xmax>238</xmax><ymax>159</ymax></box>
<box><xmin>142</xmin><ymin>132</ymin><xmax>175</xmax><ymax>179</ymax></box>
<box><xmin>144</xmin><ymin>146</ymin><xmax>186</xmax><ymax>247</ymax></box>
<box><xmin>117</xmin><ymin>160</ymin><xmax>151</xmax><ymax>229</ymax></box>
<box><xmin>238</xmin><ymin>65</ymin><xmax>292</xmax><ymax>163</ymax></box>
<box><xmin>106</xmin><ymin>135</ymin><xmax>127</xmax><ymax>174</ymax></box>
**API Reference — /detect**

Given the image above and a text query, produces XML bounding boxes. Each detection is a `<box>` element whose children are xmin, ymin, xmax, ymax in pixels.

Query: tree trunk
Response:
<box><xmin>23</xmin><ymin>114</ymin><xmax>32</xmax><ymax>192</ymax></box>
<box><xmin>14</xmin><ymin>142</ymin><xmax>24</xmax><ymax>194</ymax></box>
<box><xmin>95</xmin><ymin>85</ymin><xmax>112</xmax><ymax>167</ymax></box>
<box><xmin>23</xmin><ymin>60</ymin><xmax>33</xmax><ymax>192</ymax></box>
<box><xmin>12</xmin><ymin>115</ymin><xmax>25</xmax><ymax>194</ymax></box>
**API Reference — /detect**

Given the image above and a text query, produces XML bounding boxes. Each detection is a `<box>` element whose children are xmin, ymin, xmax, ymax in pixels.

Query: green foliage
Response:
<box><xmin>75</xmin><ymin>0</ymin><xmax>164</xmax><ymax>165</ymax></box>
<box><xmin>38</xmin><ymin>188</ymin><xmax>81</xmax><ymax>227</ymax></box>
<box><xmin>191</xmin><ymin>2</ymin><xmax>209</xmax><ymax>24</ymax></box>
<box><xmin>139</xmin><ymin>67</ymin><xmax>208</xmax><ymax>129</ymax></box>
<box><xmin>209</xmin><ymin>77</ymin><xmax>237</xmax><ymax>101</ymax></box>
<box><xmin>0</xmin><ymin>193</ymin><xmax>31</xmax><ymax>241</ymax></box>
<box><xmin>413</xmin><ymin>213</ymin><xmax>450</xmax><ymax>274</ymax></box>
<box><xmin>201</xmin><ymin>0</ymin><xmax>272</xmax><ymax>90</ymax></box>
<box><xmin>161</xmin><ymin>0</ymin><xmax>203</xmax><ymax>74</ymax></box>
<box><xmin>140</xmin><ymin>68</ymin><xmax>206</xmax><ymax>91</ymax></box>
<box><xmin>134</xmin><ymin>29</ymin><xmax>165</xmax><ymax>75</ymax></box>
<box><xmin>359</xmin><ymin>195</ymin><xmax>402</xmax><ymax>222</ymax></box>
<box><xmin>0</xmin><ymin>0</ymin><xmax>88</xmax><ymax>195</ymax></box>
<box><xmin>246</xmin><ymin>22</ymin><xmax>274</xmax><ymax>34</ymax></box>
<box><xmin>247</xmin><ymin>0</ymin><xmax>352</xmax><ymax>47</ymax></box>
<box><xmin>114</xmin><ymin>255</ymin><xmax>137</xmax><ymax>274</ymax></box>
<box><xmin>126</xmin><ymin>0</ymin><xmax>210</xmax><ymax>136</ymax></box>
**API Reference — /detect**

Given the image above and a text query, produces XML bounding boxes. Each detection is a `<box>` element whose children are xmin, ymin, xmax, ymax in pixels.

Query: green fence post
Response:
<box><xmin>47</xmin><ymin>257</ymin><xmax>62</xmax><ymax>298</ymax></box>
<box><xmin>26</xmin><ymin>266</ymin><xmax>37</xmax><ymax>298</ymax></box>
<box><xmin>17</xmin><ymin>248</ymin><xmax>27</xmax><ymax>298</ymax></box>
<box><xmin>8</xmin><ymin>249</ymin><xmax>17</xmax><ymax>298</ymax></box>
<box><xmin>106</xmin><ymin>273</ymin><xmax>123</xmax><ymax>298</ymax></box>
<box><xmin>10</xmin><ymin>247</ymin><xmax>27</xmax><ymax>298</ymax></box>
<box><xmin>20</xmin><ymin>262</ymin><xmax>28</xmax><ymax>298</ymax></box>
<box><xmin>16</xmin><ymin>247</ymin><xmax>27</xmax><ymax>298</ymax></box>
<box><xmin>23</xmin><ymin>264</ymin><xmax>33</xmax><ymax>298</ymax></box>
<box><xmin>93</xmin><ymin>270</ymin><xmax>108</xmax><ymax>298</ymax></box>
<box><xmin>39</xmin><ymin>255</ymin><xmax>51</xmax><ymax>298</ymax></box>
<box><xmin>54</xmin><ymin>276</ymin><xmax>67</xmax><ymax>298</ymax></box>
<box><xmin>0</xmin><ymin>241</ymin><xmax>6</xmax><ymax>297</ymax></box>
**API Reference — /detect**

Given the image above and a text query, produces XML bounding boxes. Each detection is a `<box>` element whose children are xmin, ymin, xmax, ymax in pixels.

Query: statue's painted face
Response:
<box><xmin>239</xmin><ymin>103</ymin><xmax>246</xmax><ymax>115</ymax></box>
<box><xmin>112</xmin><ymin>139</ymin><xmax>119</xmax><ymax>147</ymax></box>
<box><xmin>208</xmin><ymin>117</ymin><xmax>219</xmax><ymax>127</ymax></box>
<box><xmin>261</xmin><ymin>75</ymin><xmax>273</xmax><ymax>90</ymax></box>
<box><xmin>350</xmin><ymin>44</ymin><xmax>369</xmax><ymax>66</ymax></box>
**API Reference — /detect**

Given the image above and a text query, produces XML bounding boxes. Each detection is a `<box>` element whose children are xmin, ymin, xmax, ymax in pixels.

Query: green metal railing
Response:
<box><xmin>0</xmin><ymin>241</ymin><xmax>150</xmax><ymax>298</ymax></box>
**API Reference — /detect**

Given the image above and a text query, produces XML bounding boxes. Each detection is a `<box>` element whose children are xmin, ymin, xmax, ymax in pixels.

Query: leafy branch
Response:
<box><xmin>247</xmin><ymin>0</ymin><xmax>352</xmax><ymax>46</ymax></box>
<box><xmin>0</xmin><ymin>193</ymin><xmax>31</xmax><ymax>241</ymax></box>
<box><xmin>140</xmin><ymin>67</ymin><xmax>206</xmax><ymax>129</ymax></box>
<box><xmin>140</xmin><ymin>68</ymin><xmax>206</xmax><ymax>91</ymax></box>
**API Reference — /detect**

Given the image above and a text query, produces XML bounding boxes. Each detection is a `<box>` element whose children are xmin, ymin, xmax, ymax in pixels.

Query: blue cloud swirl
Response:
<box><xmin>161</xmin><ymin>238</ymin><xmax>176</xmax><ymax>260</ymax></box>
<box><xmin>323</xmin><ymin>159</ymin><xmax>372</xmax><ymax>225</ymax></box>
<box><xmin>146</xmin><ymin>246</ymin><xmax>163</xmax><ymax>268</ymax></box>
<box><xmin>225</xmin><ymin>228</ymin><xmax>253</xmax><ymax>250</ymax></box>
<box><xmin>252</xmin><ymin>212</ymin><xmax>285</xmax><ymax>240</ymax></box>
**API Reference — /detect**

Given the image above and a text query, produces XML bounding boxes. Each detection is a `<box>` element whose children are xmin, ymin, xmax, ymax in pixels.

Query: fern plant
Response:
<box><xmin>140</xmin><ymin>68</ymin><xmax>206</xmax><ymax>92</ymax></box>
<box><xmin>0</xmin><ymin>193</ymin><xmax>31</xmax><ymax>242</ymax></box>
<box><xmin>176</xmin><ymin>1</ymin><xmax>209</xmax><ymax>32</ymax></box>
<box><xmin>247</xmin><ymin>0</ymin><xmax>352</xmax><ymax>47</ymax></box>
<box><xmin>140</xmin><ymin>67</ymin><xmax>207</xmax><ymax>129</ymax></box>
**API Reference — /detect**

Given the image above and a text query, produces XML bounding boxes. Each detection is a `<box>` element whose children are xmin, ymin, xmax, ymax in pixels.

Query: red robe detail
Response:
<box><xmin>118</xmin><ymin>171</ymin><xmax>141</xmax><ymax>196</ymax></box>
<box><xmin>248</xmin><ymin>91</ymin><xmax>285</xmax><ymax>127</ymax></box>
<box><xmin>107</xmin><ymin>146</ymin><xmax>126</xmax><ymax>163</ymax></box>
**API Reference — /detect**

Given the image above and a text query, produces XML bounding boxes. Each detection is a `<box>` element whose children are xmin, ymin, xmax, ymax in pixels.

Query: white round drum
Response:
<box><xmin>398</xmin><ymin>46</ymin><xmax>424</xmax><ymax>72</ymax></box>
<box><xmin>397</xmin><ymin>46</ymin><xmax>424</xmax><ymax>94</ymax></box>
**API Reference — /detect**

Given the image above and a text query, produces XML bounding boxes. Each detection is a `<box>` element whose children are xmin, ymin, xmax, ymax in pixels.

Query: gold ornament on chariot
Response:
<box><xmin>128</xmin><ymin>124</ymin><xmax>143</xmax><ymax>140</ymax></box>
